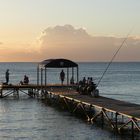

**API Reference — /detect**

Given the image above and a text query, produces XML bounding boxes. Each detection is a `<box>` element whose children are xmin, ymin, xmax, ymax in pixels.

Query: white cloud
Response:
<box><xmin>1</xmin><ymin>24</ymin><xmax>140</xmax><ymax>62</ymax></box>
<box><xmin>39</xmin><ymin>24</ymin><xmax>140</xmax><ymax>61</ymax></box>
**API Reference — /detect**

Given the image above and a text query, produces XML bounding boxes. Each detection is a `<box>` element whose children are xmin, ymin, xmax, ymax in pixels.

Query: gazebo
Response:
<box><xmin>37</xmin><ymin>58</ymin><xmax>79</xmax><ymax>85</ymax></box>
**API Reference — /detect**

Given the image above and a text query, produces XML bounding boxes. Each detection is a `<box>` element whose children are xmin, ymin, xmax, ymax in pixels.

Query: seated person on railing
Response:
<box><xmin>87</xmin><ymin>81</ymin><xmax>96</xmax><ymax>94</ymax></box>
<box><xmin>24</xmin><ymin>75</ymin><xmax>29</xmax><ymax>84</ymax></box>
<box><xmin>78</xmin><ymin>77</ymin><xmax>97</xmax><ymax>95</ymax></box>
<box><xmin>20</xmin><ymin>75</ymin><xmax>29</xmax><ymax>85</ymax></box>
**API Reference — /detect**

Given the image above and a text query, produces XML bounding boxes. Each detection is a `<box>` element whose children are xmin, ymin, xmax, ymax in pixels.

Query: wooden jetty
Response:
<box><xmin>45</xmin><ymin>89</ymin><xmax>140</xmax><ymax>138</ymax></box>
<box><xmin>0</xmin><ymin>84</ymin><xmax>139</xmax><ymax>137</ymax></box>
<box><xmin>0</xmin><ymin>59</ymin><xmax>140</xmax><ymax>138</ymax></box>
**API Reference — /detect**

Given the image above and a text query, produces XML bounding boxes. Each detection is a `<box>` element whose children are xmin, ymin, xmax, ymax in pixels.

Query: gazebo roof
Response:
<box><xmin>39</xmin><ymin>58</ymin><xmax>78</xmax><ymax>68</ymax></box>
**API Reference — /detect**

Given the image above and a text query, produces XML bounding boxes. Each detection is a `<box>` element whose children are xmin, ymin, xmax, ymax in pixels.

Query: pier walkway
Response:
<box><xmin>53</xmin><ymin>90</ymin><xmax>140</xmax><ymax>121</ymax></box>
<box><xmin>46</xmin><ymin>89</ymin><xmax>140</xmax><ymax>137</ymax></box>
<box><xmin>0</xmin><ymin>84</ymin><xmax>140</xmax><ymax>137</ymax></box>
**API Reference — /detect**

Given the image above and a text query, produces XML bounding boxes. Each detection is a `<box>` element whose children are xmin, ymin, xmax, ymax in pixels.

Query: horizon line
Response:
<box><xmin>0</xmin><ymin>61</ymin><xmax>140</xmax><ymax>63</ymax></box>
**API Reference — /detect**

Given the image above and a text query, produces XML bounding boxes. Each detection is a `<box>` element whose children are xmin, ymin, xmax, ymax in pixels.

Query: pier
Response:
<box><xmin>0</xmin><ymin>59</ymin><xmax>140</xmax><ymax>138</ymax></box>
<box><xmin>0</xmin><ymin>84</ymin><xmax>140</xmax><ymax>137</ymax></box>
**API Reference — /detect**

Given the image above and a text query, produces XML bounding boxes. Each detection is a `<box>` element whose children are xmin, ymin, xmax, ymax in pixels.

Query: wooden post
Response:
<box><xmin>72</xmin><ymin>67</ymin><xmax>74</xmax><ymax>82</ymax></box>
<box><xmin>0</xmin><ymin>89</ymin><xmax>3</xmax><ymax>98</ymax></box>
<box><xmin>17</xmin><ymin>89</ymin><xmax>19</xmax><ymax>98</ymax></box>
<box><xmin>115</xmin><ymin>112</ymin><xmax>118</xmax><ymax>131</ymax></box>
<box><xmin>41</xmin><ymin>68</ymin><xmax>43</xmax><ymax>86</ymax></box>
<box><xmin>101</xmin><ymin>111</ymin><xmax>104</xmax><ymax>128</ymax></box>
<box><xmin>131</xmin><ymin>120</ymin><xmax>134</xmax><ymax>138</ymax></box>
<box><xmin>121</xmin><ymin>115</ymin><xmax>124</xmax><ymax>123</ymax></box>
<box><xmin>45</xmin><ymin>67</ymin><xmax>47</xmax><ymax>86</ymax></box>
<box><xmin>111</xmin><ymin>112</ymin><xmax>113</xmax><ymax>120</ymax></box>
<box><xmin>77</xmin><ymin>66</ymin><xmax>79</xmax><ymax>84</ymax></box>
<box><xmin>67</xmin><ymin>68</ymin><xmax>69</xmax><ymax>85</ymax></box>
<box><xmin>37</xmin><ymin>65</ymin><xmax>39</xmax><ymax>85</ymax></box>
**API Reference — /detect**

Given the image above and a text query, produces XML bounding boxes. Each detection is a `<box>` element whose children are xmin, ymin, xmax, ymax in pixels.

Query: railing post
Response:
<box><xmin>131</xmin><ymin>120</ymin><xmax>134</xmax><ymax>138</ymax></box>
<box><xmin>115</xmin><ymin>112</ymin><xmax>118</xmax><ymax>131</ymax></box>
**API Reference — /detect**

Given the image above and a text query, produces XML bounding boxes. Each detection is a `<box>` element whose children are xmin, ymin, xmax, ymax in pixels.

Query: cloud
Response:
<box><xmin>0</xmin><ymin>42</ymin><xmax>3</xmax><ymax>45</ymax></box>
<box><xmin>1</xmin><ymin>24</ymin><xmax>140</xmax><ymax>62</ymax></box>
<box><xmin>39</xmin><ymin>24</ymin><xmax>140</xmax><ymax>61</ymax></box>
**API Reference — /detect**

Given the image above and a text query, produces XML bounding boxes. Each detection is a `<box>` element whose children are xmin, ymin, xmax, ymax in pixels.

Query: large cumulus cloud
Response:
<box><xmin>39</xmin><ymin>24</ymin><xmax>140</xmax><ymax>61</ymax></box>
<box><xmin>1</xmin><ymin>24</ymin><xmax>140</xmax><ymax>62</ymax></box>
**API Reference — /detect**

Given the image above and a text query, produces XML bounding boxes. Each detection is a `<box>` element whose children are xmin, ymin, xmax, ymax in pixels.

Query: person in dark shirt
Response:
<box><xmin>60</xmin><ymin>70</ymin><xmax>65</xmax><ymax>85</ymax></box>
<box><xmin>24</xmin><ymin>75</ymin><xmax>29</xmax><ymax>84</ymax></box>
<box><xmin>5</xmin><ymin>69</ymin><xmax>9</xmax><ymax>84</ymax></box>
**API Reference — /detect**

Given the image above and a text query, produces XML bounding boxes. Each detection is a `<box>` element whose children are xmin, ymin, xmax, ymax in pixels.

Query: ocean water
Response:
<box><xmin>0</xmin><ymin>62</ymin><xmax>139</xmax><ymax>140</ymax></box>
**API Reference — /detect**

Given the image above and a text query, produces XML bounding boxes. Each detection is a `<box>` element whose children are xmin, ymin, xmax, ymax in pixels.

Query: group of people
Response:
<box><xmin>5</xmin><ymin>69</ymin><xmax>65</xmax><ymax>85</ymax></box>
<box><xmin>4</xmin><ymin>69</ymin><xmax>66</xmax><ymax>85</ymax></box>
<box><xmin>4</xmin><ymin>69</ymin><xmax>29</xmax><ymax>85</ymax></box>
<box><xmin>4</xmin><ymin>69</ymin><xmax>97</xmax><ymax>88</ymax></box>
<box><xmin>77</xmin><ymin>77</ymin><xmax>97</xmax><ymax>95</ymax></box>
<box><xmin>80</xmin><ymin>77</ymin><xmax>94</xmax><ymax>85</ymax></box>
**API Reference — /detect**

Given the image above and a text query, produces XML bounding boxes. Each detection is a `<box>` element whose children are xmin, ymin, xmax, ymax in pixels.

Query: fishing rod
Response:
<box><xmin>96</xmin><ymin>29</ymin><xmax>133</xmax><ymax>87</ymax></box>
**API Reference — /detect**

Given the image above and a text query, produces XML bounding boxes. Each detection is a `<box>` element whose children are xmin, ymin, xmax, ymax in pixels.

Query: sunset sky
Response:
<box><xmin>0</xmin><ymin>0</ymin><xmax>140</xmax><ymax>62</ymax></box>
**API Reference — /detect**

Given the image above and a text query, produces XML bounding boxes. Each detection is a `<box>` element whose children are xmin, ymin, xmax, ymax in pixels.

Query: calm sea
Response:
<box><xmin>0</xmin><ymin>62</ymin><xmax>139</xmax><ymax>140</ymax></box>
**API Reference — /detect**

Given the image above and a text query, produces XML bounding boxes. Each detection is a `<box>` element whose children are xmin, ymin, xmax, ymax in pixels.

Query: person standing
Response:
<box><xmin>60</xmin><ymin>70</ymin><xmax>65</xmax><ymax>85</ymax></box>
<box><xmin>5</xmin><ymin>69</ymin><xmax>10</xmax><ymax>84</ymax></box>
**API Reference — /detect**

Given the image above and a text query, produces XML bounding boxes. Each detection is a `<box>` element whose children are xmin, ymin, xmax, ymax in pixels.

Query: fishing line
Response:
<box><xmin>96</xmin><ymin>29</ymin><xmax>133</xmax><ymax>87</ymax></box>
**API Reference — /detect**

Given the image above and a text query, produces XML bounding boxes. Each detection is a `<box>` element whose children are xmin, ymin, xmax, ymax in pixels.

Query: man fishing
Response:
<box><xmin>5</xmin><ymin>69</ymin><xmax>10</xmax><ymax>84</ymax></box>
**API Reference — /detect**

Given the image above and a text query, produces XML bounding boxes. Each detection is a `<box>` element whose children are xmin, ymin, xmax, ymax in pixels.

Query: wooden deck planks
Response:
<box><xmin>52</xmin><ymin>91</ymin><xmax>140</xmax><ymax>120</ymax></box>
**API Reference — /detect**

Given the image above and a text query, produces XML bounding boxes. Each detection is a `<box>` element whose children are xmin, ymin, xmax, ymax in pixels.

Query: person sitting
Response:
<box><xmin>24</xmin><ymin>75</ymin><xmax>29</xmax><ymax>84</ymax></box>
<box><xmin>20</xmin><ymin>81</ymin><xmax>23</xmax><ymax>85</ymax></box>
<box><xmin>82</xmin><ymin>77</ymin><xmax>86</xmax><ymax>85</ymax></box>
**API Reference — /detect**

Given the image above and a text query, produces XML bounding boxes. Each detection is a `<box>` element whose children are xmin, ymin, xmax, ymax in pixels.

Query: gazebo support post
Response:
<box><xmin>37</xmin><ymin>65</ymin><xmax>39</xmax><ymax>85</ymax></box>
<box><xmin>67</xmin><ymin>68</ymin><xmax>69</xmax><ymax>85</ymax></box>
<box><xmin>72</xmin><ymin>67</ymin><xmax>74</xmax><ymax>80</ymax></box>
<box><xmin>45</xmin><ymin>67</ymin><xmax>47</xmax><ymax>86</ymax></box>
<box><xmin>41</xmin><ymin>68</ymin><xmax>43</xmax><ymax>86</ymax></box>
<box><xmin>77</xmin><ymin>66</ymin><xmax>79</xmax><ymax>84</ymax></box>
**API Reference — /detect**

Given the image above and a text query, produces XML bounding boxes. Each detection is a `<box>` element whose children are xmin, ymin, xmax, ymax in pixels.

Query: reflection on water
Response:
<box><xmin>0</xmin><ymin>98</ymin><xmax>134</xmax><ymax>140</ymax></box>
<box><xmin>0</xmin><ymin>62</ymin><xmax>140</xmax><ymax>139</ymax></box>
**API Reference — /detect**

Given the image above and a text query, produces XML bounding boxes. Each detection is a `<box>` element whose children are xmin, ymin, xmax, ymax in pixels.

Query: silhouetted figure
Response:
<box><xmin>82</xmin><ymin>77</ymin><xmax>86</xmax><ymax>85</ymax></box>
<box><xmin>70</xmin><ymin>76</ymin><xmax>74</xmax><ymax>85</ymax></box>
<box><xmin>24</xmin><ymin>75</ymin><xmax>29</xmax><ymax>84</ymax></box>
<box><xmin>5</xmin><ymin>69</ymin><xmax>9</xmax><ymax>84</ymax></box>
<box><xmin>60</xmin><ymin>70</ymin><xmax>65</xmax><ymax>85</ymax></box>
